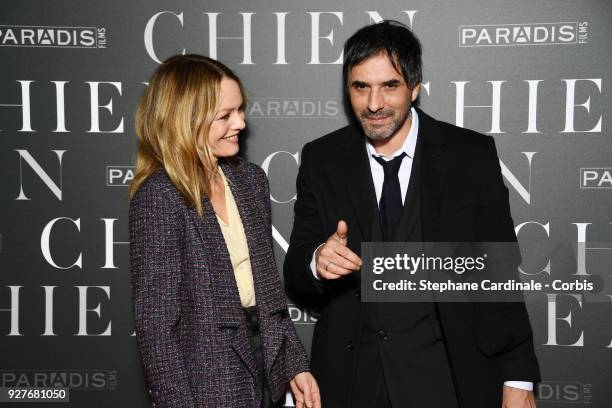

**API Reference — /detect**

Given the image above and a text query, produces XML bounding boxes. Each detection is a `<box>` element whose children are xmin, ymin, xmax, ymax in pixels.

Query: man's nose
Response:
<box><xmin>367</xmin><ymin>88</ymin><xmax>384</xmax><ymax>113</ymax></box>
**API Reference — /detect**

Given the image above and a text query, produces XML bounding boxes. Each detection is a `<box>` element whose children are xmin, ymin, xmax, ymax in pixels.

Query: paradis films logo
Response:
<box><xmin>0</xmin><ymin>370</ymin><xmax>118</xmax><ymax>390</ymax></box>
<box><xmin>459</xmin><ymin>22</ymin><xmax>588</xmax><ymax>47</ymax></box>
<box><xmin>246</xmin><ymin>98</ymin><xmax>340</xmax><ymax>118</ymax></box>
<box><xmin>0</xmin><ymin>25</ymin><xmax>107</xmax><ymax>48</ymax></box>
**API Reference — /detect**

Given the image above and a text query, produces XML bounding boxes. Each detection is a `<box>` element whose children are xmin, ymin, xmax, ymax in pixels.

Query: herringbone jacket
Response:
<box><xmin>129</xmin><ymin>159</ymin><xmax>309</xmax><ymax>407</ymax></box>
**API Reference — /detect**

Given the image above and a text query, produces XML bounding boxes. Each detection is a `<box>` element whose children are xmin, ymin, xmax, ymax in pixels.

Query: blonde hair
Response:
<box><xmin>129</xmin><ymin>54</ymin><xmax>246</xmax><ymax>217</ymax></box>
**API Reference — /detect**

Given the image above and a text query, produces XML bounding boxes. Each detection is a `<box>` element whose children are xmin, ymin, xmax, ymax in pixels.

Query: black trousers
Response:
<box><xmin>244</xmin><ymin>306</ymin><xmax>280</xmax><ymax>408</ymax></box>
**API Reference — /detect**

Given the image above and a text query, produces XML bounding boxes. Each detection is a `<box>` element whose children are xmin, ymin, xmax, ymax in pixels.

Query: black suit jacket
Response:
<box><xmin>284</xmin><ymin>108</ymin><xmax>540</xmax><ymax>407</ymax></box>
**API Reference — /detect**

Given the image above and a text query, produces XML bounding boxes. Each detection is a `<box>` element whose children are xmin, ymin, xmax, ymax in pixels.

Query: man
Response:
<box><xmin>284</xmin><ymin>20</ymin><xmax>540</xmax><ymax>408</ymax></box>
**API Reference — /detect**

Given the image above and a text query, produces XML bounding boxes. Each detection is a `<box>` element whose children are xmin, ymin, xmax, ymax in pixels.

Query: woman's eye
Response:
<box><xmin>216</xmin><ymin>114</ymin><xmax>229</xmax><ymax>121</ymax></box>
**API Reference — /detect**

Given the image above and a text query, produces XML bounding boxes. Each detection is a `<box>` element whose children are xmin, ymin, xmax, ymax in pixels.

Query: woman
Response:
<box><xmin>128</xmin><ymin>54</ymin><xmax>320</xmax><ymax>408</ymax></box>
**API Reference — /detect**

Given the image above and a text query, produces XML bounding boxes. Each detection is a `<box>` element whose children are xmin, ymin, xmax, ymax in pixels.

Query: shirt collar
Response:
<box><xmin>366</xmin><ymin>107</ymin><xmax>418</xmax><ymax>159</ymax></box>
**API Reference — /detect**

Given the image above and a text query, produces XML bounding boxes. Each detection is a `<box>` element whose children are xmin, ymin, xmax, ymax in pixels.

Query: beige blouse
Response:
<box><xmin>216</xmin><ymin>169</ymin><xmax>256</xmax><ymax>307</ymax></box>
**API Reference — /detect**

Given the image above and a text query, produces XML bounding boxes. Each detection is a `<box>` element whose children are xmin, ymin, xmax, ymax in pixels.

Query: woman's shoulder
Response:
<box><xmin>223</xmin><ymin>157</ymin><xmax>267</xmax><ymax>186</ymax></box>
<box><xmin>128</xmin><ymin>169</ymin><xmax>186</xmax><ymax>238</ymax></box>
<box><xmin>130</xmin><ymin>168</ymin><xmax>183</xmax><ymax>207</ymax></box>
<box><xmin>233</xmin><ymin>157</ymin><xmax>267</xmax><ymax>180</ymax></box>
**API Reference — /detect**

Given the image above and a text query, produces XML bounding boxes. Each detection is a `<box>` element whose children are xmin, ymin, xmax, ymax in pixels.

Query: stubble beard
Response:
<box><xmin>358</xmin><ymin>104</ymin><xmax>412</xmax><ymax>142</ymax></box>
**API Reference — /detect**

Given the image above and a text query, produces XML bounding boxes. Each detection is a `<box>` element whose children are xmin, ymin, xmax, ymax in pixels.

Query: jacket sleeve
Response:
<box><xmin>129</xmin><ymin>183</ymin><xmax>195</xmax><ymax>407</ymax></box>
<box><xmin>283</xmin><ymin>143</ymin><xmax>331</xmax><ymax>303</ymax></box>
<box><xmin>474</xmin><ymin>137</ymin><xmax>541</xmax><ymax>383</ymax></box>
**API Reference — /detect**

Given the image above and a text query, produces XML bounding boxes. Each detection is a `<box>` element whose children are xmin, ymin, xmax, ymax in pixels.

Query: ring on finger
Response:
<box><xmin>325</xmin><ymin>260</ymin><xmax>334</xmax><ymax>271</ymax></box>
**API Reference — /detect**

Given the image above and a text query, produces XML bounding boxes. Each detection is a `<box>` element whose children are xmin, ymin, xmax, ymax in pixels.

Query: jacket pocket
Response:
<box><xmin>475</xmin><ymin>304</ymin><xmax>532</xmax><ymax>357</ymax></box>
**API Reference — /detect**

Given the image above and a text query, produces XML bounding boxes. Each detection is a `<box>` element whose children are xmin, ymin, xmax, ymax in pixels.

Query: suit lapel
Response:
<box><xmin>189</xmin><ymin>188</ymin><xmax>244</xmax><ymax>326</ymax></box>
<box><xmin>394</xmin><ymin>126</ymin><xmax>423</xmax><ymax>242</ymax></box>
<box><xmin>221</xmin><ymin>161</ymin><xmax>287</xmax><ymax>376</ymax></box>
<box><xmin>339</xmin><ymin>126</ymin><xmax>381</xmax><ymax>243</ymax></box>
<box><xmin>188</xmin><ymin>167</ymin><xmax>258</xmax><ymax>378</ymax></box>
<box><xmin>416</xmin><ymin>108</ymin><xmax>446</xmax><ymax>242</ymax></box>
<box><xmin>221</xmin><ymin>161</ymin><xmax>286</xmax><ymax>315</ymax></box>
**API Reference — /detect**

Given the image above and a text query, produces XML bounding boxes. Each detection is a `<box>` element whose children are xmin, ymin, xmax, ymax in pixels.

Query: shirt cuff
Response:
<box><xmin>310</xmin><ymin>243</ymin><xmax>325</xmax><ymax>280</ymax></box>
<box><xmin>503</xmin><ymin>381</ymin><xmax>534</xmax><ymax>391</ymax></box>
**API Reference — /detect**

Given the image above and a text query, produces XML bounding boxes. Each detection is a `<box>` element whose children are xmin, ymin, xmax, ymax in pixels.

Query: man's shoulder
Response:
<box><xmin>419</xmin><ymin>108</ymin><xmax>493</xmax><ymax>148</ymax></box>
<box><xmin>443</xmin><ymin>123</ymin><xmax>493</xmax><ymax>150</ymax></box>
<box><xmin>303</xmin><ymin>123</ymin><xmax>361</xmax><ymax>154</ymax></box>
<box><xmin>417</xmin><ymin>109</ymin><xmax>497</xmax><ymax>167</ymax></box>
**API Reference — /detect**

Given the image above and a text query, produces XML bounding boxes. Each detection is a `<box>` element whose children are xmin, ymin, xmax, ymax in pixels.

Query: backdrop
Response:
<box><xmin>1</xmin><ymin>0</ymin><xmax>610</xmax><ymax>406</ymax></box>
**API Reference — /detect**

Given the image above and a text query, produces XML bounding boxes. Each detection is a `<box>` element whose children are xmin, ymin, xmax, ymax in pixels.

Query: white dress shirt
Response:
<box><xmin>308</xmin><ymin>107</ymin><xmax>533</xmax><ymax>391</ymax></box>
<box><xmin>366</xmin><ymin>107</ymin><xmax>419</xmax><ymax>205</ymax></box>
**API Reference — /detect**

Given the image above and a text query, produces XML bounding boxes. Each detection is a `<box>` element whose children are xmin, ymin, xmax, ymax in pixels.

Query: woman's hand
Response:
<box><xmin>289</xmin><ymin>371</ymin><xmax>321</xmax><ymax>408</ymax></box>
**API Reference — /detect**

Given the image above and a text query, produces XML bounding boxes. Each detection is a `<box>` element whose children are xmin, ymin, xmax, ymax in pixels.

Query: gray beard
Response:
<box><xmin>360</xmin><ymin>106</ymin><xmax>411</xmax><ymax>141</ymax></box>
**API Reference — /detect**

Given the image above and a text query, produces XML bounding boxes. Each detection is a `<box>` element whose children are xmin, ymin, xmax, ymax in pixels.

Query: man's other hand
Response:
<box><xmin>502</xmin><ymin>385</ymin><xmax>536</xmax><ymax>408</ymax></box>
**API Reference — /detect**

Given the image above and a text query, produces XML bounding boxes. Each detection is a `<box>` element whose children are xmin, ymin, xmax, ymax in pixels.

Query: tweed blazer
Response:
<box><xmin>129</xmin><ymin>159</ymin><xmax>309</xmax><ymax>408</ymax></box>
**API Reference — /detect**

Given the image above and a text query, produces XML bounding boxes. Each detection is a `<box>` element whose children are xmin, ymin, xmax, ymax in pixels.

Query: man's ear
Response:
<box><xmin>411</xmin><ymin>83</ymin><xmax>421</xmax><ymax>102</ymax></box>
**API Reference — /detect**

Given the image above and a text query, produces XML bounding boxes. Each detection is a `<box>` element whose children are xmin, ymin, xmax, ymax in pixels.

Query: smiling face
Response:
<box><xmin>199</xmin><ymin>77</ymin><xmax>246</xmax><ymax>159</ymax></box>
<box><xmin>348</xmin><ymin>52</ymin><xmax>420</xmax><ymax>145</ymax></box>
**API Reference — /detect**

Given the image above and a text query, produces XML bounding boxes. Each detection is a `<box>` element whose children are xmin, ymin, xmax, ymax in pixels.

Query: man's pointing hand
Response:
<box><xmin>315</xmin><ymin>220</ymin><xmax>362</xmax><ymax>280</ymax></box>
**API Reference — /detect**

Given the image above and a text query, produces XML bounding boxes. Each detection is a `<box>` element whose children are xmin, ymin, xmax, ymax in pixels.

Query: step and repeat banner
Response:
<box><xmin>1</xmin><ymin>0</ymin><xmax>610</xmax><ymax>406</ymax></box>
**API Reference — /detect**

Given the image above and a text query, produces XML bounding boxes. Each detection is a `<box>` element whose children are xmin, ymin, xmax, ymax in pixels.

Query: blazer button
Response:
<box><xmin>354</xmin><ymin>290</ymin><xmax>361</xmax><ymax>300</ymax></box>
<box><xmin>346</xmin><ymin>341</ymin><xmax>355</xmax><ymax>351</ymax></box>
<box><xmin>378</xmin><ymin>330</ymin><xmax>388</xmax><ymax>340</ymax></box>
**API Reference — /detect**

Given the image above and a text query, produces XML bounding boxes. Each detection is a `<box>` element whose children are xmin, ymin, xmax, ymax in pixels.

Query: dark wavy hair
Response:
<box><xmin>342</xmin><ymin>20</ymin><xmax>422</xmax><ymax>93</ymax></box>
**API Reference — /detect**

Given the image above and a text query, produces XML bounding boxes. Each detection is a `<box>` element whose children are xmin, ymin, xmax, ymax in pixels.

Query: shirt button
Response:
<box><xmin>378</xmin><ymin>330</ymin><xmax>388</xmax><ymax>340</ymax></box>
